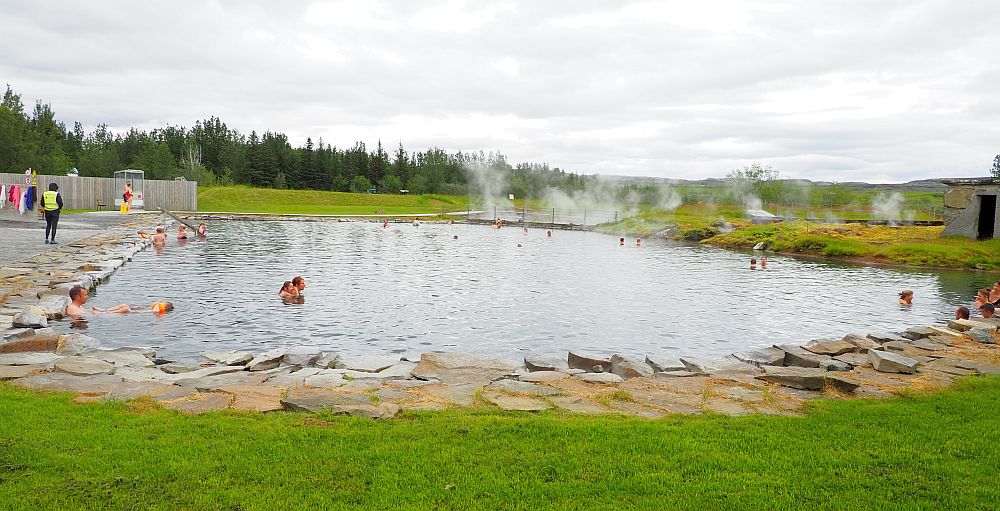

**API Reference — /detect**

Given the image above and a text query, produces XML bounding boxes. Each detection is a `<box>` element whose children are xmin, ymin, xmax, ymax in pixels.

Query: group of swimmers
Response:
<box><xmin>140</xmin><ymin>223</ymin><xmax>207</xmax><ymax>247</ymax></box>
<box><xmin>898</xmin><ymin>282</ymin><xmax>1000</xmax><ymax>320</ymax></box>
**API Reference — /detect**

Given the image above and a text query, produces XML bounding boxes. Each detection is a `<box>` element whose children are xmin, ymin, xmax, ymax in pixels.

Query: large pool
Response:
<box><xmin>62</xmin><ymin>220</ymin><xmax>996</xmax><ymax>361</ymax></box>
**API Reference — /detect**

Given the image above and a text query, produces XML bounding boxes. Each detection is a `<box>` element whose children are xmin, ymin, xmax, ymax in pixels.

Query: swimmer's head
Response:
<box><xmin>453</xmin><ymin>235</ymin><xmax>458</xmax><ymax>240</ymax></box>
<box><xmin>156</xmin><ymin>227</ymin><xmax>164</xmax><ymax>234</ymax></box>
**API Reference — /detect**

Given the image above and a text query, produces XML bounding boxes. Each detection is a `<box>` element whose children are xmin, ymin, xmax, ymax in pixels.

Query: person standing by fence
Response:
<box><xmin>41</xmin><ymin>182</ymin><xmax>63</xmax><ymax>244</ymax></box>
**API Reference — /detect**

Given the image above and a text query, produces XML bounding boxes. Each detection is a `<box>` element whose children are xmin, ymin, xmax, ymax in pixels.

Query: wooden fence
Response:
<box><xmin>0</xmin><ymin>173</ymin><xmax>197</xmax><ymax>211</ymax></box>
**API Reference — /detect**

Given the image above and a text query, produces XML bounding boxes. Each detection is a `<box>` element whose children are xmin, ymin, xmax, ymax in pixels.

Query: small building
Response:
<box><xmin>941</xmin><ymin>178</ymin><xmax>1000</xmax><ymax>239</ymax></box>
<box><xmin>745</xmin><ymin>209</ymin><xmax>780</xmax><ymax>224</ymax></box>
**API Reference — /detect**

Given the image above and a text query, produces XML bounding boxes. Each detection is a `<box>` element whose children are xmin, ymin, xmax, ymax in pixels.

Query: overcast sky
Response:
<box><xmin>3</xmin><ymin>1</ymin><xmax>999</xmax><ymax>182</ymax></box>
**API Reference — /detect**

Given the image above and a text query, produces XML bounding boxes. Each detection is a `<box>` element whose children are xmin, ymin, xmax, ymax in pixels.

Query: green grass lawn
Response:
<box><xmin>1</xmin><ymin>378</ymin><xmax>998</xmax><ymax>510</ymax></box>
<box><xmin>196</xmin><ymin>186</ymin><xmax>471</xmax><ymax>215</ymax></box>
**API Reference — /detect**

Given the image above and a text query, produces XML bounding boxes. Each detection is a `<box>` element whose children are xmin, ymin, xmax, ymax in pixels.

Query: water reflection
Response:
<box><xmin>57</xmin><ymin>221</ymin><xmax>1000</xmax><ymax>360</ymax></box>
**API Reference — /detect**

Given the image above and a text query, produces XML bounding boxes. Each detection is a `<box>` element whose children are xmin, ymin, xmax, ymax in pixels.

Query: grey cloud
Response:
<box><xmin>2</xmin><ymin>0</ymin><xmax>999</xmax><ymax>182</ymax></box>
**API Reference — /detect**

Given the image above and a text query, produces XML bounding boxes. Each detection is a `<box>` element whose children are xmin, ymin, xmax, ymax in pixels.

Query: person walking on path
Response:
<box><xmin>41</xmin><ymin>182</ymin><xmax>63</xmax><ymax>244</ymax></box>
<box><xmin>123</xmin><ymin>181</ymin><xmax>133</xmax><ymax>213</ymax></box>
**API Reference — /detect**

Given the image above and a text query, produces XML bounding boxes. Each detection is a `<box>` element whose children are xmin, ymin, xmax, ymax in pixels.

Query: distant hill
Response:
<box><xmin>603</xmin><ymin>175</ymin><xmax>963</xmax><ymax>192</ymax></box>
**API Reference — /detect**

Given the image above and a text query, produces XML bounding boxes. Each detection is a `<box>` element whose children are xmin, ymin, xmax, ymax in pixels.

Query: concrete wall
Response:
<box><xmin>941</xmin><ymin>183</ymin><xmax>1000</xmax><ymax>239</ymax></box>
<box><xmin>0</xmin><ymin>173</ymin><xmax>197</xmax><ymax>213</ymax></box>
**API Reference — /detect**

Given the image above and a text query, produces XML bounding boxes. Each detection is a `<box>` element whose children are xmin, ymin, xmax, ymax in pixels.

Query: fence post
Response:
<box><xmin>583</xmin><ymin>210</ymin><xmax>587</xmax><ymax>225</ymax></box>
<box><xmin>551</xmin><ymin>208</ymin><xmax>555</xmax><ymax>225</ymax></box>
<box><xmin>615</xmin><ymin>211</ymin><xmax>618</xmax><ymax>222</ymax></box>
<box><xmin>493</xmin><ymin>205</ymin><xmax>497</xmax><ymax>221</ymax></box>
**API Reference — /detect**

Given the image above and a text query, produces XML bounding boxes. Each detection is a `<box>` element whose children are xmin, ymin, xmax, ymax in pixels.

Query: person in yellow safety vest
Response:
<box><xmin>41</xmin><ymin>182</ymin><xmax>63</xmax><ymax>245</ymax></box>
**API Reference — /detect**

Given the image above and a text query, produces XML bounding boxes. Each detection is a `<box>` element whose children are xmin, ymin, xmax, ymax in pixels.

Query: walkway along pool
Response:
<box><xmin>61</xmin><ymin>220</ymin><xmax>999</xmax><ymax>360</ymax></box>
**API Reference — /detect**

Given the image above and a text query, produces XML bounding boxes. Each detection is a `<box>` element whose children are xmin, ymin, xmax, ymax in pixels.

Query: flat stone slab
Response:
<box><xmin>732</xmin><ymin>347</ymin><xmax>785</xmax><ymax>368</ymax></box>
<box><xmin>246</xmin><ymin>348</ymin><xmax>288</xmax><ymax>371</ymax></box>
<box><xmin>0</xmin><ymin>333</ymin><xmax>61</xmax><ymax>353</ymax></box>
<box><xmin>487</xmin><ymin>379</ymin><xmax>561</xmax><ymax>396</ymax></box>
<box><xmin>421</xmin><ymin>383</ymin><xmax>479</xmax><ymax>406</ymax></box>
<box><xmin>644</xmin><ymin>354</ymin><xmax>686</xmax><ymax>372</ymax></box>
<box><xmin>203</xmin><ymin>351</ymin><xmax>254</xmax><ymax>366</ymax></box>
<box><xmin>867</xmin><ymin>332</ymin><xmax>909</xmax><ymax>344</ymax></box>
<box><xmin>55</xmin><ymin>334</ymin><xmax>101</xmax><ymax>356</ymax></box>
<box><xmin>0</xmin><ymin>352</ymin><xmax>60</xmax><ymax>366</ymax></box>
<box><xmin>102</xmin><ymin>381</ymin><xmax>174</xmax><ymax>401</ymax></box>
<box><xmin>217</xmin><ymin>385</ymin><xmax>287</xmax><ymax>412</ymax></box>
<box><xmin>903</xmin><ymin>326</ymin><xmax>935</xmax><ymax>340</ymax></box>
<box><xmin>655</xmin><ymin>370</ymin><xmax>702</xmax><ymax>378</ymax></box>
<box><xmin>842</xmin><ymin>334</ymin><xmax>880</xmax><ymax>352</ymax></box>
<box><xmin>610</xmin><ymin>354</ymin><xmax>654</xmax><ymax>378</ymax></box>
<box><xmin>909</xmin><ymin>339</ymin><xmax>950</xmax><ymax>351</ymax></box>
<box><xmin>377</xmin><ymin>361</ymin><xmax>417</xmax><ymax>379</ymax></box>
<box><xmin>328</xmin><ymin>403</ymin><xmax>400</xmax><ymax>419</ymax></box>
<box><xmin>53</xmin><ymin>356</ymin><xmax>116</xmax><ymax>376</ymax></box>
<box><xmin>833</xmin><ymin>352</ymin><xmax>869</xmax><ymax>367</ymax></box>
<box><xmin>164</xmin><ymin>392</ymin><xmax>233</xmax><ymax>414</ymax></box>
<box><xmin>412</xmin><ymin>352</ymin><xmax>517</xmax><ymax>385</ymax></box>
<box><xmin>282</xmin><ymin>346</ymin><xmax>322</xmax><ymax>367</ymax></box>
<box><xmin>573</xmin><ymin>372</ymin><xmax>624</xmax><ymax>384</ymax></box>
<box><xmin>524</xmin><ymin>353</ymin><xmax>569</xmax><ymax>371</ymax></box>
<box><xmin>775</xmin><ymin>344</ymin><xmax>825</xmax><ymax>368</ymax></box>
<box><xmin>704</xmin><ymin>398</ymin><xmax>751</xmax><ymax>417</ymax></box>
<box><xmin>802</xmin><ymin>338</ymin><xmax>859</xmax><ymax>356</ymax></box>
<box><xmin>12</xmin><ymin>373</ymin><xmax>123</xmax><ymax>394</ymax></box>
<box><xmin>549</xmin><ymin>396</ymin><xmax>610</xmax><ymax>414</ymax></box>
<box><xmin>482</xmin><ymin>392</ymin><xmax>552</xmax><ymax>411</ymax></box>
<box><xmin>336</xmin><ymin>354</ymin><xmax>401</xmax><ymax>373</ymax></box>
<box><xmin>89</xmin><ymin>350</ymin><xmax>155</xmax><ymax>368</ymax></box>
<box><xmin>281</xmin><ymin>388</ymin><xmax>372</xmax><ymax>412</ymax></box>
<box><xmin>518</xmin><ymin>371</ymin><xmax>569</xmax><ymax>383</ymax></box>
<box><xmin>264</xmin><ymin>367</ymin><xmax>324</xmax><ymax>387</ymax></box>
<box><xmin>756</xmin><ymin>366</ymin><xmax>828</xmax><ymax>390</ymax></box>
<box><xmin>567</xmin><ymin>351</ymin><xmax>612</xmax><ymax>372</ymax></box>
<box><xmin>303</xmin><ymin>369</ymin><xmax>349</xmax><ymax>388</ymax></box>
<box><xmin>0</xmin><ymin>364</ymin><xmax>45</xmax><ymax>380</ymax></box>
<box><xmin>176</xmin><ymin>371</ymin><xmax>272</xmax><ymax>390</ymax></box>
<box><xmin>868</xmin><ymin>350</ymin><xmax>918</xmax><ymax>374</ymax></box>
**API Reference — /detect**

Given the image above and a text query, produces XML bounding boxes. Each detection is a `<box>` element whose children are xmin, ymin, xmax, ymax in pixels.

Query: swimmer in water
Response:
<box><xmin>453</xmin><ymin>235</ymin><xmax>458</xmax><ymax>240</ymax></box>
<box><xmin>152</xmin><ymin>227</ymin><xmax>166</xmax><ymax>246</ymax></box>
<box><xmin>760</xmin><ymin>255</ymin><xmax>768</xmax><ymax>268</ymax></box>
<box><xmin>619</xmin><ymin>237</ymin><xmax>625</xmax><ymax>246</ymax></box>
<box><xmin>546</xmin><ymin>230</ymin><xmax>552</xmax><ymax>238</ymax></box>
<box><xmin>955</xmin><ymin>306</ymin><xmax>970</xmax><ymax>320</ymax></box>
<box><xmin>980</xmin><ymin>303</ymin><xmax>995</xmax><ymax>319</ymax></box>
<box><xmin>898</xmin><ymin>289</ymin><xmax>913</xmax><ymax>305</ymax></box>
<box><xmin>292</xmin><ymin>275</ymin><xmax>306</xmax><ymax>296</ymax></box>
<box><xmin>523</xmin><ymin>227</ymin><xmax>528</xmax><ymax>235</ymax></box>
<box><xmin>750</xmin><ymin>258</ymin><xmax>757</xmax><ymax>269</ymax></box>
<box><xmin>92</xmin><ymin>301</ymin><xmax>174</xmax><ymax>314</ymax></box>
<box><xmin>279</xmin><ymin>281</ymin><xmax>296</xmax><ymax>299</ymax></box>
<box><xmin>177</xmin><ymin>225</ymin><xmax>188</xmax><ymax>240</ymax></box>
<box><xmin>65</xmin><ymin>285</ymin><xmax>89</xmax><ymax>318</ymax></box>
<box><xmin>636</xmin><ymin>238</ymin><xmax>641</xmax><ymax>247</ymax></box>
<box><xmin>197</xmin><ymin>223</ymin><xmax>208</xmax><ymax>238</ymax></box>
<box><xmin>382</xmin><ymin>219</ymin><xmax>389</xmax><ymax>229</ymax></box>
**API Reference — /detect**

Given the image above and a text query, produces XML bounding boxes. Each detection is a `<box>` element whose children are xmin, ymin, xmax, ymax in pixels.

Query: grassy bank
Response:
<box><xmin>1</xmin><ymin>378</ymin><xmax>998</xmax><ymax>510</ymax></box>
<box><xmin>197</xmin><ymin>186</ymin><xmax>470</xmax><ymax>215</ymax></box>
<box><xmin>596</xmin><ymin>204</ymin><xmax>751</xmax><ymax>240</ymax></box>
<box><xmin>704</xmin><ymin>221</ymin><xmax>1000</xmax><ymax>270</ymax></box>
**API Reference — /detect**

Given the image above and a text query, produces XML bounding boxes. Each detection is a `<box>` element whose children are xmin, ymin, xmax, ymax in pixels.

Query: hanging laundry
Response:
<box><xmin>25</xmin><ymin>185</ymin><xmax>35</xmax><ymax>211</ymax></box>
<box><xmin>9</xmin><ymin>185</ymin><xmax>20</xmax><ymax>211</ymax></box>
<box><xmin>19</xmin><ymin>188</ymin><xmax>27</xmax><ymax>214</ymax></box>
<box><xmin>0</xmin><ymin>184</ymin><xmax>6</xmax><ymax>208</ymax></box>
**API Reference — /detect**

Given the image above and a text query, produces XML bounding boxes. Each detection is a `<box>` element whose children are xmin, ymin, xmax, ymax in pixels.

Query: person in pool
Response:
<box><xmin>989</xmin><ymin>281</ymin><xmax>1000</xmax><ymax>306</ymax></box>
<box><xmin>279</xmin><ymin>281</ymin><xmax>296</xmax><ymax>299</ymax></box>
<box><xmin>975</xmin><ymin>288</ymin><xmax>990</xmax><ymax>308</ymax></box>
<box><xmin>92</xmin><ymin>301</ymin><xmax>174</xmax><ymax>314</ymax></box>
<box><xmin>955</xmin><ymin>306</ymin><xmax>970</xmax><ymax>320</ymax></box>
<box><xmin>177</xmin><ymin>225</ymin><xmax>188</xmax><ymax>240</ymax></box>
<box><xmin>750</xmin><ymin>258</ymin><xmax>757</xmax><ymax>269</ymax></box>
<box><xmin>152</xmin><ymin>227</ymin><xmax>166</xmax><ymax>246</ymax></box>
<box><xmin>898</xmin><ymin>290</ymin><xmax>913</xmax><ymax>305</ymax></box>
<box><xmin>291</xmin><ymin>275</ymin><xmax>306</xmax><ymax>295</ymax></box>
<box><xmin>65</xmin><ymin>285</ymin><xmax>90</xmax><ymax>318</ymax></box>
<box><xmin>980</xmin><ymin>303</ymin><xmax>996</xmax><ymax>319</ymax></box>
<box><xmin>760</xmin><ymin>255</ymin><xmax>768</xmax><ymax>268</ymax></box>
<box><xmin>197</xmin><ymin>223</ymin><xmax>208</xmax><ymax>238</ymax></box>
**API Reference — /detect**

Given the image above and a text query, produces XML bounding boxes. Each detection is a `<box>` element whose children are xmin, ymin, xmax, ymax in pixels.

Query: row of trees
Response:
<box><xmin>0</xmin><ymin>85</ymin><xmax>592</xmax><ymax>198</ymax></box>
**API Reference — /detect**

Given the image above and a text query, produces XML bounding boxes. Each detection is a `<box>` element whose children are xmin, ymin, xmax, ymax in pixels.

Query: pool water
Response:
<box><xmin>63</xmin><ymin>220</ymin><xmax>997</xmax><ymax>361</ymax></box>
